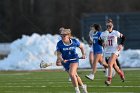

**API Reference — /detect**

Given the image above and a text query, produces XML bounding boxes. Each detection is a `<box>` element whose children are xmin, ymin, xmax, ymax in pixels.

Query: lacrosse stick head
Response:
<box><xmin>40</xmin><ymin>60</ymin><xmax>52</xmax><ymax>68</ymax></box>
<box><xmin>40</xmin><ymin>60</ymin><xmax>46</xmax><ymax>68</ymax></box>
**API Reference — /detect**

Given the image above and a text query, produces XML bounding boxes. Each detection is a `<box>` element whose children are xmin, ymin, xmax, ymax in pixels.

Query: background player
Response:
<box><xmin>100</xmin><ymin>19</ymin><xmax>126</xmax><ymax>86</ymax></box>
<box><xmin>85</xmin><ymin>24</ymin><xmax>108</xmax><ymax>80</ymax></box>
<box><xmin>88</xmin><ymin>29</ymin><xmax>94</xmax><ymax>68</ymax></box>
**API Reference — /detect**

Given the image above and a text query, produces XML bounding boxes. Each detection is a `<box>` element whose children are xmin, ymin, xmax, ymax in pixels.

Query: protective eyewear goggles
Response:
<box><xmin>60</xmin><ymin>34</ymin><xmax>69</xmax><ymax>37</ymax></box>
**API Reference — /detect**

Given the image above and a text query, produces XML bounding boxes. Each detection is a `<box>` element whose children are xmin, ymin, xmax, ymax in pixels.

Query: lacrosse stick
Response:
<box><xmin>40</xmin><ymin>57</ymin><xmax>83</xmax><ymax>68</ymax></box>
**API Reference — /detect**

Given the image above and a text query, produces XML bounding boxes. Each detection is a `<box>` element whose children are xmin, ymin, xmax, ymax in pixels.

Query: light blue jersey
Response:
<box><xmin>56</xmin><ymin>38</ymin><xmax>80</xmax><ymax>70</ymax></box>
<box><xmin>92</xmin><ymin>31</ymin><xmax>103</xmax><ymax>54</ymax></box>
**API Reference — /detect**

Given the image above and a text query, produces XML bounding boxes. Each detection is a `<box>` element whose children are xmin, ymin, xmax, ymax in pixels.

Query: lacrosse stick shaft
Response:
<box><xmin>62</xmin><ymin>57</ymin><xmax>83</xmax><ymax>63</ymax></box>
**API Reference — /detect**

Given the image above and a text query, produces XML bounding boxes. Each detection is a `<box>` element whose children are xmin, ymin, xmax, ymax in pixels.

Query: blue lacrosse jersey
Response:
<box><xmin>56</xmin><ymin>38</ymin><xmax>80</xmax><ymax>60</ymax></box>
<box><xmin>92</xmin><ymin>31</ymin><xmax>103</xmax><ymax>54</ymax></box>
<box><xmin>56</xmin><ymin>39</ymin><xmax>80</xmax><ymax>71</ymax></box>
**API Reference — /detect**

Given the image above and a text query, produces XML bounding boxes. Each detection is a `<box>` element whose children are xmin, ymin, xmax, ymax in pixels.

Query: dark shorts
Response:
<box><xmin>61</xmin><ymin>59</ymin><xmax>79</xmax><ymax>71</ymax></box>
<box><xmin>94</xmin><ymin>50</ymin><xmax>103</xmax><ymax>55</ymax></box>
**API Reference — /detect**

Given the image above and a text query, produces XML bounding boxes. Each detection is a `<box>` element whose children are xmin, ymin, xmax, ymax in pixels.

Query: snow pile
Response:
<box><xmin>119</xmin><ymin>49</ymin><xmax>140</xmax><ymax>67</ymax></box>
<box><xmin>0</xmin><ymin>33</ymin><xmax>139</xmax><ymax>70</ymax></box>
<box><xmin>0</xmin><ymin>33</ymin><xmax>60</xmax><ymax>70</ymax></box>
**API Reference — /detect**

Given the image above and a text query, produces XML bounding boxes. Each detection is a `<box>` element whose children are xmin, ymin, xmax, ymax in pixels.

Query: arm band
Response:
<box><xmin>98</xmin><ymin>39</ymin><xmax>104</xmax><ymax>46</ymax></box>
<box><xmin>119</xmin><ymin>35</ymin><xmax>126</xmax><ymax>45</ymax></box>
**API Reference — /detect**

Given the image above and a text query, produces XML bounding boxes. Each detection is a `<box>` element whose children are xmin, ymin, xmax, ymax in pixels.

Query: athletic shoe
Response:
<box><xmin>105</xmin><ymin>80</ymin><xmax>111</xmax><ymax>86</ymax></box>
<box><xmin>76</xmin><ymin>90</ymin><xmax>80</xmax><ymax>93</ymax></box>
<box><xmin>121</xmin><ymin>76</ymin><xmax>125</xmax><ymax>82</ymax></box>
<box><xmin>120</xmin><ymin>70</ymin><xmax>125</xmax><ymax>82</ymax></box>
<box><xmin>68</xmin><ymin>77</ymin><xmax>71</xmax><ymax>81</ymax></box>
<box><xmin>85</xmin><ymin>73</ymin><xmax>94</xmax><ymax>80</ymax></box>
<box><xmin>80</xmin><ymin>84</ymin><xmax>88</xmax><ymax>93</ymax></box>
<box><xmin>75</xmin><ymin>87</ymin><xmax>80</xmax><ymax>93</ymax></box>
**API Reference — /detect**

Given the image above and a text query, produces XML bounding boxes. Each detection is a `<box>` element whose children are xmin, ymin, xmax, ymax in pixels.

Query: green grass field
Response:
<box><xmin>0</xmin><ymin>69</ymin><xmax>140</xmax><ymax>93</ymax></box>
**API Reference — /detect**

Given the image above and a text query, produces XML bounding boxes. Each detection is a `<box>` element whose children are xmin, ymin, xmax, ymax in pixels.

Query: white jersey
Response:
<box><xmin>89</xmin><ymin>30</ymin><xmax>94</xmax><ymax>52</ymax></box>
<box><xmin>100</xmin><ymin>30</ymin><xmax>122</xmax><ymax>57</ymax></box>
<box><xmin>89</xmin><ymin>30</ymin><xmax>94</xmax><ymax>42</ymax></box>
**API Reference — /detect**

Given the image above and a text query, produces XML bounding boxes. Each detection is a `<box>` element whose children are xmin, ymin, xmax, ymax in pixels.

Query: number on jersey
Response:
<box><xmin>108</xmin><ymin>39</ymin><xmax>112</xmax><ymax>46</ymax></box>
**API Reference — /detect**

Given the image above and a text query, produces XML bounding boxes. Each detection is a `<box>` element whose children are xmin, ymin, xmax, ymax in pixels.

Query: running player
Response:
<box><xmin>56</xmin><ymin>28</ymin><xmax>88</xmax><ymax>93</ymax></box>
<box><xmin>88</xmin><ymin>30</ymin><xmax>94</xmax><ymax>68</ymax></box>
<box><xmin>58</xmin><ymin>27</ymin><xmax>72</xmax><ymax>81</ymax></box>
<box><xmin>85</xmin><ymin>24</ymin><xmax>108</xmax><ymax>80</ymax></box>
<box><xmin>100</xmin><ymin>18</ymin><xmax>125</xmax><ymax>86</ymax></box>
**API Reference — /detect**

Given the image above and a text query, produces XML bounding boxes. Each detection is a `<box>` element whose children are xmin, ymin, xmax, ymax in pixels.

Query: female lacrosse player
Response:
<box><xmin>56</xmin><ymin>29</ymin><xmax>88</xmax><ymax>93</ymax></box>
<box><xmin>88</xmin><ymin>29</ymin><xmax>94</xmax><ymax>68</ymax></box>
<box><xmin>85</xmin><ymin>24</ymin><xmax>108</xmax><ymax>80</ymax></box>
<box><xmin>100</xmin><ymin>19</ymin><xmax>125</xmax><ymax>86</ymax></box>
<box><xmin>58</xmin><ymin>27</ymin><xmax>71</xmax><ymax>81</ymax></box>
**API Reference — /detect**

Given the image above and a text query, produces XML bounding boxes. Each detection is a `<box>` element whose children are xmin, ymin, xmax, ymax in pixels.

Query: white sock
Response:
<box><xmin>80</xmin><ymin>84</ymin><xmax>84</xmax><ymax>88</ymax></box>
<box><xmin>75</xmin><ymin>86</ymin><xmax>80</xmax><ymax>91</ymax></box>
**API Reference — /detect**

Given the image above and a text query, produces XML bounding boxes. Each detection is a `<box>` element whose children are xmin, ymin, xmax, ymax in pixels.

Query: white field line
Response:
<box><xmin>88</xmin><ymin>92</ymin><xmax>137</xmax><ymax>93</ymax></box>
<box><xmin>4</xmin><ymin>91</ymin><xmax>73</xmax><ymax>93</ymax></box>
<box><xmin>3</xmin><ymin>80</ymin><xmax>132</xmax><ymax>85</ymax></box>
<box><xmin>3</xmin><ymin>91</ymin><xmax>138</xmax><ymax>93</ymax></box>
<box><xmin>0</xmin><ymin>85</ymin><xmax>140</xmax><ymax>88</ymax></box>
<box><xmin>79</xmin><ymin>68</ymin><xmax>140</xmax><ymax>71</ymax></box>
<box><xmin>52</xmin><ymin>85</ymin><xmax>140</xmax><ymax>88</ymax></box>
<box><xmin>0</xmin><ymin>73</ymin><xmax>31</xmax><ymax>76</ymax></box>
<box><xmin>4</xmin><ymin>82</ymin><xmax>71</xmax><ymax>85</ymax></box>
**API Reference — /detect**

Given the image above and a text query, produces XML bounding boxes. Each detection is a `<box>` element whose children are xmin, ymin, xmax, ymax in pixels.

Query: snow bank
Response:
<box><xmin>0</xmin><ymin>33</ymin><xmax>139</xmax><ymax>70</ymax></box>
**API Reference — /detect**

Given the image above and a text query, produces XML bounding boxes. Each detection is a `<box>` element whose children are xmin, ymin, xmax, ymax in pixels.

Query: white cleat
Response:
<box><xmin>85</xmin><ymin>73</ymin><xmax>94</xmax><ymax>80</ymax></box>
<box><xmin>105</xmin><ymin>80</ymin><xmax>111</xmax><ymax>86</ymax></box>
<box><xmin>81</xmin><ymin>84</ymin><xmax>88</xmax><ymax>93</ymax></box>
<box><xmin>68</xmin><ymin>77</ymin><xmax>71</xmax><ymax>81</ymax></box>
<box><xmin>75</xmin><ymin>87</ymin><xmax>80</xmax><ymax>93</ymax></box>
<box><xmin>76</xmin><ymin>90</ymin><xmax>81</xmax><ymax>93</ymax></box>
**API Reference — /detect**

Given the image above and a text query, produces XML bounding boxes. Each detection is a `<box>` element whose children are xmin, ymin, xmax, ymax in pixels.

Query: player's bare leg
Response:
<box><xmin>105</xmin><ymin>54</ymin><xmax>117</xmax><ymax>86</ymax></box>
<box><xmin>99</xmin><ymin>56</ymin><xmax>113</xmax><ymax>77</ymax></box>
<box><xmin>69</xmin><ymin>63</ymin><xmax>80</xmax><ymax>93</ymax></box>
<box><xmin>89</xmin><ymin>51</ymin><xmax>94</xmax><ymax>68</ymax></box>
<box><xmin>76</xmin><ymin>74</ymin><xmax>88</xmax><ymax>93</ymax></box>
<box><xmin>113</xmin><ymin>61</ymin><xmax>125</xmax><ymax>82</ymax></box>
<box><xmin>85</xmin><ymin>54</ymin><xmax>102</xmax><ymax>80</ymax></box>
<box><xmin>92</xmin><ymin>54</ymin><xmax>100</xmax><ymax>73</ymax></box>
<box><xmin>99</xmin><ymin>56</ymin><xmax>108</xmax><ymax>70</ymax></box>
<box><xmin>100</xmin><ymin>58</ymin><xmax>108</xmax><ymax>68</ymax></box>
